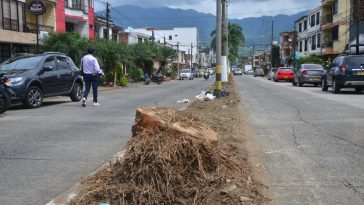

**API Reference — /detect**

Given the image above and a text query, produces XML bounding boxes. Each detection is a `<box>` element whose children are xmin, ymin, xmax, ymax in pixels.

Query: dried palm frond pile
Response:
<box><xmin>71</xmin><ymin>107</ymin><xmax>252</xmax><ymax>205</ymax></box>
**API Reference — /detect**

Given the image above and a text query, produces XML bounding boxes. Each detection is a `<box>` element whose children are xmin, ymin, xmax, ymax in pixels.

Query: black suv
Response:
<box><xmin>322</xmin><ymin>55</ymin><xmax>364</xmax><ymax>93</ymax></box>
<box><xmin>0</xmin><ymin>52</ymin><xmax>83</xmax><ymax>108</ymax></box>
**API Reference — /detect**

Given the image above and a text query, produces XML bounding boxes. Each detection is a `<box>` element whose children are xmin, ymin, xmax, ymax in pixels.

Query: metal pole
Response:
<box><xmin>36</xmin><ymin>15</ymin><xmax>39</xmax><ymax>53</ymax></box>
<box><xmin>356</xmin><ymin>0</ymin><xmax>360</xmax><ymax>55</ymax></box>
<box><xmin>215</xmin><ymin>0</ymin><xmax>222</xmax><ymax>97</ymax></box>
<box><xmin>177</xmin><ymin>42</ymin><xmax>180</xmax><ymax>72</ymax></box>
<box><xmin>191</xmin><ymin>42</ymin><xmax>193</xmax><ymax>68</ymax></box>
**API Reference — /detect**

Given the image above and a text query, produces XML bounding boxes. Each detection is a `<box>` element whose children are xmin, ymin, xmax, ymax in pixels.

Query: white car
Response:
<box><xmin>179</xmin><ymin>69</ymin><xmax>193</xmax><ymax>80</ymax></box>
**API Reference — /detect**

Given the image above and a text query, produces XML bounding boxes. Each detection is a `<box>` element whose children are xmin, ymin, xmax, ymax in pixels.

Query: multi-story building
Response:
<box><xmin>94</xmin><ymin>15</ymin><xmax>121</xmax><ymax>41</ymax></box>
<box><xmin>280</xmin><ymin>31</ymin><xmax>295</xmax><ymax>66</ymax></box>
<box><xmin>0</xmin><ymin>0</ymin><xmax>37</xmax><ymax>62</ymax></box>
<box><xmin>321</xmin><ymin>0</ymin><xmax>351</xmax><ymax>59</ymax></box>
<box><xmin>295</xmin><ymin>6</ymin><xmax>322</xmax><ymax>59</ymax></box>
<box><xmin>55</xmin><ymin>0</ymin><xmax>95</xmax><ymax>39</ymax></box>
<box><xmin>348</xmin><ymin>0</ymin><xmax>364</xmax><ymax>54</ymax></box>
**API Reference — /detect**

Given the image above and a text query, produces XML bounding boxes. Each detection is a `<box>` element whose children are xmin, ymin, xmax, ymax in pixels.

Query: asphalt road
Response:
<box><xmin>0</xmin><ymin>78</ymin><xmax>212</xmax><ymax>205</ymax></box>
<box><xmin>235</xmin><ymin>75</ymin><xmax>364</xmax><ymax>205</ymax></box>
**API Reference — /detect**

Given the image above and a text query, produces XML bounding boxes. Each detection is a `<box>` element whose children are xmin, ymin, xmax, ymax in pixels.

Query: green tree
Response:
<box><xmin>156</xmin><ymin>46</ymin><xmax>177</xmax><ymax>74</ymax></box>
<box><xmin>129</xmin><ymin>42</ymin><xmax>158</xmax><ymax>75</ymax></box>
<box><xmin>210</xmin><ymin>23</ymin><xmax>245</xmax><ymax>62</ymax></box>
<box><xmin>40</xmin><ymin>32</ymin><xmax>90</xmax><ymax>64</ymax></box>
<box><xmin>271</xmin><ymin>45</ymin><xmax>280</xmax><ymax>67</ymax></box>
<box><xmin>297</xmin><ymin>55</ymin><xmax>325</xmax><ymax>67</ymax></box>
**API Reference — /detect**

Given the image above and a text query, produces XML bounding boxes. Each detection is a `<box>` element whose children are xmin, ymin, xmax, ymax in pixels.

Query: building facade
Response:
<box><xmin>0</xmin><ymin>0</ymin><xmax>37</xmax><ymax>62</ymax></box>
<box><xmin>280</xmin><ymin>31</ymin><xmax>295</xmax><ymax>66</ymax></box>
<box><xmin>25</xmin><ymin>0</ymin><xmax>56</xmax><ymax>38</ymax></box>
<box><xmin>295</xmin><ymin>6</ymin><xmax>322</xmax><ymax>59</ymax></box>
<box><xmin>321</xmin><ymin>0</ymin><xmax>351</xmax><ymax>58</ymax></box>
<box><xmin>55</xmin><ymin>0</ymin><xmax>95</xmax><ymax>39</ymax></box>
<box><xmin>94</xmin><ymin>15</ymin><xmax>120</xmax><ymax>41</ymax></box>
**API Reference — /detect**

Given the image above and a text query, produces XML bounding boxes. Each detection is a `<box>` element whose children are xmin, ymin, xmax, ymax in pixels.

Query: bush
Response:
<box><xmin>297</xmin><ymin>55</ymin><xmax>325</xmax><ymax>67</ymax></box>
<box><xmin>130</xmin><ymin>66</ymin><xmax>143</xmax><ymax>82</ymax></box>
<box><xmin>118</xmin><ymin>74</ymin><xmax>128</xmax><ymax>86</ymax></box>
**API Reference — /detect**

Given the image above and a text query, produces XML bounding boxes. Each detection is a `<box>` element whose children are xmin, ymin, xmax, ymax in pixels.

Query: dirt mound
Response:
<box><xmin>71</xmin><ymin>107</ymin><xmax>258</xmax><ymax>205</ymax></box>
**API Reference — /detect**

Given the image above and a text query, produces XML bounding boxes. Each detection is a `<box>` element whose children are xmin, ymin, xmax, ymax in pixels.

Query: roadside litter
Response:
<box><xmin>195</xmin><ymin>91</ymin><xmax>216</xmax><ymax>101</ymax></box>
<box><xmin>177</xmin><ymin>98</ymin><xmax>190</xmax><ymax>103</ymax></box>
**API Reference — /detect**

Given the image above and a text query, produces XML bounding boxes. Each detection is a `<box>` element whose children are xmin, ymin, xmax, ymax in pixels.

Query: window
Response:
<box><xmin>332</xmin><ymin>26</ymin><xmax>339</xmax><ymax>40</ymax></box>
<box><xmin>1</xmin><ymin>0</ymin><xmax>22</xmax><ymax>31</ymax></box>
<box><xmin>56</xmin><ymin>56</ymin><xmax>71</xmax><ymax>70</ymax></box>
<box><xmin>304</xmin><ymin>20</ymin><xmax>308</xmax><ymax>30</ymax></box>
<box><xmin>66</xmin><ymin>57</ymin><xmax>78</xmax><ymax>70</ymax></box>
<box><xmin>89</xmin><ymin>24</ymin><xmax>94</xmax><ymax>30</ymax></box>
<box><xmin>333</xmin><ymin>0</ymin><xmax>338</xmax><ymax>15</ymax></box>
<box><xmin>0</xmin><ymin>43</ymin><xmax>11</xmax><ymax>63</ymax></box>
<box><xmin>304</xmin><ymin>40</ymin><xmax>308</xmax><ymax>51</ymax></box>
<box><xmin>169</xmin><ymin>35</ymin><xmax>172</xmax><ymax>40</ymax></box>
<box><xmin>103</xmin><ymin>28</ymin><xmax>108</xmax><ymax>39</ymax></box>
<box><xmin>43</xmin><ymin>57</ymin><xmax>56</xmax><ymax>70</ymax></box>
<box><xmin>311</xmin><ymin>35</ymin><xmax>316</xmax><ymax>50</ymax></box>
<box><xmin>316</xmin><ymin>12</ymin><xmax>320</xmax><ymax>25</ymax></box>
<box><xmin>317</xmin><ymin>33</ymin><xmax>321</xmax><ymax>48</ymax></box>
<box><xmin>299</xmin><ymin>23</ymin><xmax>302</xmax><ymax>32</ymax></box>
<box><xmin>299</xmin><ymin>41</ymin><xmax>302</xmax><ymax>52</ymax></box>
<box><xmin>311</xmin><ymin>15</ymin><xmax>315</xmax><ymax>27</ymax></box>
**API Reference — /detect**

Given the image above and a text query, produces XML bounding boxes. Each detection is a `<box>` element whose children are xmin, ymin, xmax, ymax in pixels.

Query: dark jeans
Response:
<box><xmin>83</xmin><ymin>74</ymin><xmax>99</xmax><ymax>103</ymax></box>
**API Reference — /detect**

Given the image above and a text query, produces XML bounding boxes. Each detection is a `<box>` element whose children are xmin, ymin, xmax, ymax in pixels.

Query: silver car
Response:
<box><xmin>292</xmin><ymin>64</ymin><xmax>324</xmax><ymax>87</ymax></box>
<box><xmin>179</xmin><ymin>69</ymin><xmax>193</xmax><ymax>80</ymax></box>
<box><xmin>267</xmin><ymin>68</ymin><xmax>277</xmax><ymax>80</ymax></box>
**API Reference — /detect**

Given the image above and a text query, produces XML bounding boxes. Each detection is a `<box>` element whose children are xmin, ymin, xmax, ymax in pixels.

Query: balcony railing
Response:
<box><xmin>65</xmin><ymin>1</ymin><xmax>87</xmax><ymax>12</ymax></box>
<box><xmin>322</xmin><ymin>41</ymin><xmax>333</xmax><ymax>48</ymax></box>
<box><xmin>3</xmin><ymin>18</ymin><xmax>19</xmax><ymax>31</ymax></box>
<box><xmin>26</xmin><ymin>22</ymin><xmax>54</xmax><ymax>33</ymax></box>
<box><xmin>321</xmin><ymin>15</ymin><xmax>333</xmax><ymax>25</ymax></box>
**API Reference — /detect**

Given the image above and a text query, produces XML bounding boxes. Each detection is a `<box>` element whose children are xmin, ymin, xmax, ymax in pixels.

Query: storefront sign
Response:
<box><xmin>29</xmin><ymin>0</ymin><xmax>46</xmax><ymax>15</ymax></box>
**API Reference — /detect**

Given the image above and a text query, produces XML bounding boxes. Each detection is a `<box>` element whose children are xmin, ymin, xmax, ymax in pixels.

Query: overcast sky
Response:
<box><xmin>95</xmin><ymin>0</ymin><xmax>321</xmax><ymax>19</ymax></box>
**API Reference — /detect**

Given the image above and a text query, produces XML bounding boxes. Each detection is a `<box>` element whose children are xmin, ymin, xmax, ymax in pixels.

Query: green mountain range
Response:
<box><xmin>107</xmin><ymin>5</ymin><xmax>307</xmax><ymax>51</ymax></box>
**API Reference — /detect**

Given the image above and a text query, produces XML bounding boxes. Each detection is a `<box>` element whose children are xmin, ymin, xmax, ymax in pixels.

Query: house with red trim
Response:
<box><xmin>55</xmin><ymin>0</ymin><xmax>95</xmax><ymax>39</ymax></box>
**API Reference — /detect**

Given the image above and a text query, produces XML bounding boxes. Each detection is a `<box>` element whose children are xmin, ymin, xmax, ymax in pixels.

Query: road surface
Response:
<box><xmin>0</xmin><ymin>78</ymin><xmax>212</xmax><ymax>205</ymax></box>
<box><xmin>235</xmin><ymin>75</ymin><xmax>364</xmax><ymax>205</ymax></box>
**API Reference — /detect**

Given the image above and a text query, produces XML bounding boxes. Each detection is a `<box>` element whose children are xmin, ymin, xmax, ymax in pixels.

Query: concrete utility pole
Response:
<box><xmin>105</xmin><ymin>2</ymin><xmax>110</xmax><ymax>40</ymax></box>
<box><xmin>215</xmin><ymin>0</ymin><xmax>222</xmax><ymax>97</ymax></box>
<box><xmin>221</xmin><ymin>0</ymin><xmax>228</xmax><ymax>82</ymax></box>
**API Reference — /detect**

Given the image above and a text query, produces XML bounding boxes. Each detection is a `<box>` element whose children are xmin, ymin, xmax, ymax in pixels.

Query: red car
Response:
<box><xmin>274</xmin><ymin>67</ymin><xmax>294</xmax><ymax>82</ymax></box>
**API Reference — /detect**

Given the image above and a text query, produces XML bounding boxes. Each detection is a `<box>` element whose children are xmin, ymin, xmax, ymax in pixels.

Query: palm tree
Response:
<box><xmin>156</xmin><ymin>46</ymin><xmax>177</xmax><ymax>74</ymax></box>
<box><xmin>210</xmin><ymin>23</ymin><xmax>245</xmax><ymax>62</ymax></box>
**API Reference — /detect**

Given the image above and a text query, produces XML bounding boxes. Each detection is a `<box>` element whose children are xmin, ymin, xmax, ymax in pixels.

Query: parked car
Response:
<box><xmin>0</xmin><ymin>52</ymin><xmax>84</xmax><ymax>108</ymax></box>
<box><xmin>292</xmin><ymin>64</ymin><xmax>324</xmax><ymax>87</ymax></box>
<box><xmin>246</xmin><ymin>70</ymin><xmax>254</xmax><ymax>75</ymax></box>
<box><xmin>254</xmin><ymin>67</ymin><xmax>265</xmax><ymax>77</ymax></box>
<box><xmin>233</xmin><ymin>68</ymin><xmax>243</xmax><ymax>75</ymax></box>
<box><xmin>179</xmin><ymin>69</ymin><xmax>193</xmax><ymax>80</ymax></box>
<box><xmin>322</xmin><ymin>55</ymin><xmax>364</xmax><ymax>93</ymax></box>
<box><xmin>274</xmin><ymin>67</ymin><xmax>294</xmax><ymax>82</ymax></box>
<box><xmin>267</xmin><ymin>67</ymin><xmax>277</xmax><ymax>80</ymax></box>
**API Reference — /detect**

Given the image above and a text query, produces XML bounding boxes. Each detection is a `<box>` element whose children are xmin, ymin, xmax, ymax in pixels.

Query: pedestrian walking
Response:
<box><xmin>80</xmin><ymin>48</ymin><xmax>104</xmax><ymax>107</ymax></box>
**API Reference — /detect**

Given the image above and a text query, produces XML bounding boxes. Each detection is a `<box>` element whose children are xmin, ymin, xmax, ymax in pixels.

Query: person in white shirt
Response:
<box><xmin>80</xmin><ymin>48</ymin><xmax>104</xmax><ymax>107</ymax></box>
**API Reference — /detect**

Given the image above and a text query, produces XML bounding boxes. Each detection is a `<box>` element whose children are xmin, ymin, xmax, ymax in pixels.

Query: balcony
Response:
<box><xmin>321</xmin><ymin>0</ymin><xmax>334</xmax><ymax>7</ymax></box>
<box><xmin>26</xmin><ymin>22</ymin><xmax>54</xmax><ymax>33</ymax></box>
<box><xmin>65</xmin><ymin>1</ymin><xmax>87</xmax><ymax>12</ymax></box>
<box><xmin>322</xmin><ymin>41</ymin><xmax>333</xmax><ymax>48</ymax></box>
<box><xmin>321</xmin><ymin>15</ymin><xmax>333</xmax><ymax>30</ymax></box>
<box><xmin>3</xmin><ymin>18</ymin><xmax>19</xmax><ymax>32</ymax></box>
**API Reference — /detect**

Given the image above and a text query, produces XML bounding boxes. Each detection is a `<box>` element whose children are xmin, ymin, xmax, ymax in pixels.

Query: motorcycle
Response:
<box><xmin>204</xmin><ymin>72</ymin><xmax>209</xmax><ymax>80</ymax></box>
<box><xmin>144</xmin><ymin>73</ymin><xmax>150</xmax><ymax>85</ymax></box>
<box><xmin>151</xmin><ymin>73</ymin><xmax>164</xmax><ymax>84</ymax></box>
<box><xmin>0</xmin><ymin>74</ymin><xmax>11</xmax><ymax>114</ymax></box>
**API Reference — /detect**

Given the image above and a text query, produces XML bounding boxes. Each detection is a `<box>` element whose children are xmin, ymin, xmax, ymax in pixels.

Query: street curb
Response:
<box><xmin>45</xmin><ymin>150</ymin><xmax>126</xmax><ymax>205</ymax></box>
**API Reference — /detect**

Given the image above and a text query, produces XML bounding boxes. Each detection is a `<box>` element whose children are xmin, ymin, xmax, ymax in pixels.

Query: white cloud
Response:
<box><xmin>95</xmin><ymin>0</ymin><xmax>320</xmax><ymax>19</ymax></box>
